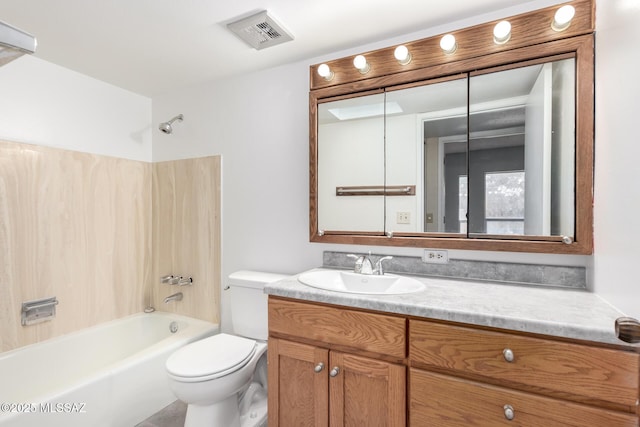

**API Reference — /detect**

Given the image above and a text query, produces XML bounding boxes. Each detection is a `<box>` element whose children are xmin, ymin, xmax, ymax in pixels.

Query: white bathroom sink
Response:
<box><xmin>298</xmin><ymin>269</ymin><xmax>426</xmax><ymax>295</ymax></box>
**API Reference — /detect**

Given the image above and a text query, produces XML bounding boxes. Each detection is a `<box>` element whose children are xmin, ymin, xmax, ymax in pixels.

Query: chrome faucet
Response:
<box><xmin>374</xmin><ymin>256</ymin><xmax>393</xmax><ymax>275</ymax></box>
<box><xmin>347</xmin><ymin>253</ymin><xmax>394</xmax><ymax>275</ymax></box>
<box><xmin>347</xmin><ymin>253</ymin><xmax>373</xmax><ymax>274</ymax></box>
<box><xmin>163</xmin><ymin>292</ymin><xmax>183</xmax><ymax>303</ymax></box>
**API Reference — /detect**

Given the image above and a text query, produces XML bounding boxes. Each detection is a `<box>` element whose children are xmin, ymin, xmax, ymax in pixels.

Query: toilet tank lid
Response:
<box><xmin>228</xmin><ymin>270</ymin><xmax>289</xmax><ymax>289</ymax></box>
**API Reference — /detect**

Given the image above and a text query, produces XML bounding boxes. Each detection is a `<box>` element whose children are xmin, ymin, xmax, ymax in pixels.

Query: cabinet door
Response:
<box><xmin>268</xmin><ymin>338</ymin><xmax>329</xmax><ymax>427</ymax></box>
<box><xmin>329</xmin><ymin>351</ymin><xmax>406</xmax><ymax>427</ymax></box>
<box><xmin>410</xmin><ymin>369</ymin><xmax>639</xmax><ymax>427</ymax></box>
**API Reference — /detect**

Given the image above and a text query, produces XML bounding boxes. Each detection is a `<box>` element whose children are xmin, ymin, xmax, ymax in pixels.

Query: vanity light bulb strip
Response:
<box><xmin>314</xmin><ymin>3</ymin><xmax>579</xmax><ymax>84</ymax></box>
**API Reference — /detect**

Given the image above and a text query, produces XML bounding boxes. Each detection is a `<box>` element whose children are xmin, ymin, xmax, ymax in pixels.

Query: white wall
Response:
<box><xmin>0</xmin><ymin>56</ymin><xmax>152</xmax><ymax>161</ymax></box>
<box><xmin>592</xmin><ymin>0</ymin><xmax>640</xmax><ymax>319</ymax></box>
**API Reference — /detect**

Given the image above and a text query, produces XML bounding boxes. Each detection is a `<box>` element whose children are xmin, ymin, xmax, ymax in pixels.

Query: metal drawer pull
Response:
<box><xmin>504</xmin><ymin>404</ymin><xmax>515</xmax><ymax>420</ymax></box>
<box><xmin>329</xmin><ymin>367</ymin><xmax>340</xmax><ymax>377</ymax></box>
<box><xmin>503</xmin><ymin>348</ymin><xmax>514</xmax><ymax>362</ymax></box>
<box><xmin>314</xmin><ymin>362</ymin><xmax>325</xmax><ymax>373</ymax></box>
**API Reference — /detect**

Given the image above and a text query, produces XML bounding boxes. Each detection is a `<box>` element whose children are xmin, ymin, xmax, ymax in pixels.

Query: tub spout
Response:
<box><xmin>164</xmin><ymin>292</ymin><xmax>183</xmax><ymax>304</ymax></box>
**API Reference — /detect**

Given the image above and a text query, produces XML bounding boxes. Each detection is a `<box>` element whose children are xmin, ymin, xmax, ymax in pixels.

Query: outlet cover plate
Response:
<box><xmin>422</xmin><ymin>249</ymin><xmax>449</xmax><ymax>264</ymax></box>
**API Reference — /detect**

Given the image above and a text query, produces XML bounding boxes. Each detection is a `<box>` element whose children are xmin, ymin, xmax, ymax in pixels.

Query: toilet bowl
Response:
<box><xmin>165</xmin><ymin>270</ymin><xmax>287</xmax><ymax>427</ymax></box>
<box><xmin>166</xmin><ymin>334</ymin><xmax>267</xmax><ymax>427</ymax></box>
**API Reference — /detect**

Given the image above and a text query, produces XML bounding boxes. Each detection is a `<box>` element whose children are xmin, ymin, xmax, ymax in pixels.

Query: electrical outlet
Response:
<box><xmin>422</xmin><ymin>249</ymin><xmax>449</xmax><ymax>264</ymax></box>
<box><xmin>397</xmin><ymin>211</ymin><xmax>411</xmax><ymax>224</ymax></box>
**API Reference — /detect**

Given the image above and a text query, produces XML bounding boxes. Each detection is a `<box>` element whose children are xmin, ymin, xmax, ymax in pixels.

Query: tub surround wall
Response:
<box><xmin>323</xmin><ymin>251</ymin><xmax>586</xmax><ymax>289</ymax></box>
<box><xmin>0</xmin><ymin>140</ymin><xmax>152</xmax><ymax>352</ymax></box>
<box><xmin>0</xmin><ymin>139</ymin><xmax>222</xmax><ymax>353</ymax></box>
<box><xmin>152</xmin><ymin>156</ymin><xmax>221</xmax><ymax>324</ymax></box>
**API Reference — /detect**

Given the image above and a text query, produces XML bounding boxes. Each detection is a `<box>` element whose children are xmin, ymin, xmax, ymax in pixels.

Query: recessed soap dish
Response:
<box><xmin>21</xmin><ymin>297</ymin><xmax>59</xmax><ymax>326</ymax></box>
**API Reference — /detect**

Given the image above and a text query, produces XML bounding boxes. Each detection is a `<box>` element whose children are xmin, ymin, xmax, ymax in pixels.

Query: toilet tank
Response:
<box><xmin>228</xmin><ymin>270</ymin><xmax>288</xmax><ymax>340</ymax></box>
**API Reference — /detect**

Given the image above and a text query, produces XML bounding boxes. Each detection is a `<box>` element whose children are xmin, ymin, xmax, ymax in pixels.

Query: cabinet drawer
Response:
<box><xmin>269</xmin><ymin>298</ymin><xmax>406</xmax><ymax>358</ymax></box>
<box><xmin>410</xmin><ymin>369</ymin><xmax>639</xmax><ymax>427</ymax></box>
<box><xmin>409</xmin><ymin>320</ymin><xmax>639</xmax><ymax>409</ymax></box>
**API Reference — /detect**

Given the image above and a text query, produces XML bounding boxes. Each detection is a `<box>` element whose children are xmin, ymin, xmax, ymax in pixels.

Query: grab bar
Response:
<box><xmin>336</xmin><ymin>185</ymin><xmax>416</xmax><ymax>196</ymax></box>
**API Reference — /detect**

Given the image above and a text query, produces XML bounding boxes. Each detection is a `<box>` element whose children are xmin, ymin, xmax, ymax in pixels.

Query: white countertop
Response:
<box><xmin>265</xmin><ymin>268</ymin><xmax>638</xmax><ymax>349</ymax></box>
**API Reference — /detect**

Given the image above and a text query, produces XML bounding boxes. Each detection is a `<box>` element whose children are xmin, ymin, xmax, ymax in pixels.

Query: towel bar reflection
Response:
<box><xmin>336</xmin><ymin>185</ymin><xmax>416</xmax><ymax>197</ymax></box>
<box><xmin>21</xmin><ymin>297</ymin><xmax>59</xmax><ymax>326</ymax></box>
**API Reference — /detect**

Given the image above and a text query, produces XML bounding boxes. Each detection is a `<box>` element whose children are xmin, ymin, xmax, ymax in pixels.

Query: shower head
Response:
<box><xmin>159</xmin><ymin>114</ymin><xmax>184</xmax><ymax>134</ymax></box>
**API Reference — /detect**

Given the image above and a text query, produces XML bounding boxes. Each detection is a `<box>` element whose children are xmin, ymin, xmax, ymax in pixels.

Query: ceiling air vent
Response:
<box><xmin>227</xmin><ymin>11</ymin><xmax>294</xmax><ymax>50</ymax></box>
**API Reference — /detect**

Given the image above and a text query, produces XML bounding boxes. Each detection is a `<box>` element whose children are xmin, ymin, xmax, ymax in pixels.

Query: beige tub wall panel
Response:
<box><xmin>152</xmin><ymin>156</ymin><xmax>221</xmax><ymax>324</ymax></box>
<box><xmin>0</xmin><ymin>140</ymin><xmax>151</xmax><ymax>352</ymax></box>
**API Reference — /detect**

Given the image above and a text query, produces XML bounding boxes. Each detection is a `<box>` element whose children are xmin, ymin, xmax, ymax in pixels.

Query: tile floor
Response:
<box><xmin>135</xmin><ymin>400</ymin><xmax>187</xmax><ymax>427</ymax></box>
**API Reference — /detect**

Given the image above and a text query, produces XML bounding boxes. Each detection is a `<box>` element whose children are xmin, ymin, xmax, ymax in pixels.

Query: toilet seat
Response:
<box><xmin>166</xmin><ymin>333</ymin><xmax>257</xmax><ymax>383</ymax></box>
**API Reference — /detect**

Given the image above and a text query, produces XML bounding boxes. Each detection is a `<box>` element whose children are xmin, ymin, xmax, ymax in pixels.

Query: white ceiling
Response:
<box><xmin>1</xmin><ymin>0</ymin><xmax>539</xmax><ymax>97</ymax></box>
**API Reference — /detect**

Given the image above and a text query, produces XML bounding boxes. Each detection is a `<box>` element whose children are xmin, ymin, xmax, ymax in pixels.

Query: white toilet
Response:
<box><xmin>165</xmin><ymin>271</ymin><xmax>287</xmax><ymax>427</ymax></box>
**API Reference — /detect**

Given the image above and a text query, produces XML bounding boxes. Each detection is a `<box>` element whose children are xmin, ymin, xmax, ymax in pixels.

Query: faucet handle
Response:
<box><xmin>347</xmin><ymin>254</ymin><xmax>363</xmax><ymax>274</ymax></box>
<box><xmin>374</xmin><ymin>256</ymin><xmax>393</xmax><ymax>275</ymax></box>
<box><xmin>177</xmin><ymin>277</ymin><xmax>193</xmax><ymax>286</ymax></box>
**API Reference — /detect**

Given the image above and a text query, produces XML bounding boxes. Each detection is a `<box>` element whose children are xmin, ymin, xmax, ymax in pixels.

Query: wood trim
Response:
<box><xmin>311</xmin><ymin>232</ymin><xmax>589</xmax><ymax>254</ymax></box>
<box><xmin>309</xmin><ymin>90</ymin><xmax>319</xmax><ymax>243</ymax></box>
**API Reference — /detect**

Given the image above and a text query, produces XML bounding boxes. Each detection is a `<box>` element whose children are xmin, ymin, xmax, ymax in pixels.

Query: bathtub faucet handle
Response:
<box><xmin>161</xmin><ymin>275</ymin><xmax>181</xmax><ymax>285</ymax></box>
<box><xmin>177</xmin><ymin>277</ymin><xmax>193</xmax><ymax>286</ymax></box>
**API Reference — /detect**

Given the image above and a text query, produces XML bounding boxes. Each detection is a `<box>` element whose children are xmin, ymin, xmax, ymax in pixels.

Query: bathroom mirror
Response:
<box><xmin>310</xmin><ymin>4</ymin><xmax>594</xmax><ymax>254</ymax></box>
<box><xmin>317</xmin><ymin>56</ymin><xmax>576</xmax><ymax>238</ymax></box>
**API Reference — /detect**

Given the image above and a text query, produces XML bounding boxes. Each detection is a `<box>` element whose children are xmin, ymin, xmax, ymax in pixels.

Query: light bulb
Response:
<box><xmin>440</xmin><ymin>34</ymin><xmax>457</xmax><ymax>54</ymax></box>
<box><xmin>394</xmin><ymin>45</ymin><xmax>412</xmax><ymax>65</ymax></box>
<box><xmin>552</xmin><ymin>5</ymin><xmax>575</xmax><ymax>32</ymax></box>
<box><xmin>353</xmin><ymin>55</ymin><xmax>370</xmax><ymax>74</ymax></box>
<box><xmin>493</xmin><ymin>20</ymin><xmax>511</xmax><ymax>44</ymax></box>
<box><xmin>317</xmin><ymin>63</ymin><xmax>334</xmax><ymax>81</ymax></box>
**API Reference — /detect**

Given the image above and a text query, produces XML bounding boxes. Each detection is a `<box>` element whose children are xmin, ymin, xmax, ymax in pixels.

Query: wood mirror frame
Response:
<box><xmin>309</xmin><ymin>0</ymin><xmax>594</xmax><ymax>254</ymax></box>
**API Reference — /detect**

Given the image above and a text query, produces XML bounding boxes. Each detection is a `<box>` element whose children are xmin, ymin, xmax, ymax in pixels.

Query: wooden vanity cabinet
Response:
<box><xmin>268</xmin><ymin>297</ymin><xmax>406</xmax><ymax>427</ymax></box>
<box><xmin>409</xmin><ymin>319</ymin><xmax>640</xmax><ymax>426</ymax></box>
<box><xmin>268</xmin><ymin>297</ymin><xmax>640</xmax><ymax>426</ymax></box>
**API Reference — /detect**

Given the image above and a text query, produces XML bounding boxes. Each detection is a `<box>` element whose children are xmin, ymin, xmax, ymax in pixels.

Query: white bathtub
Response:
<box><xmin>0</xmin><ymin>311</ymin><xmax>218</xmax><ymax>427</ymax></box>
